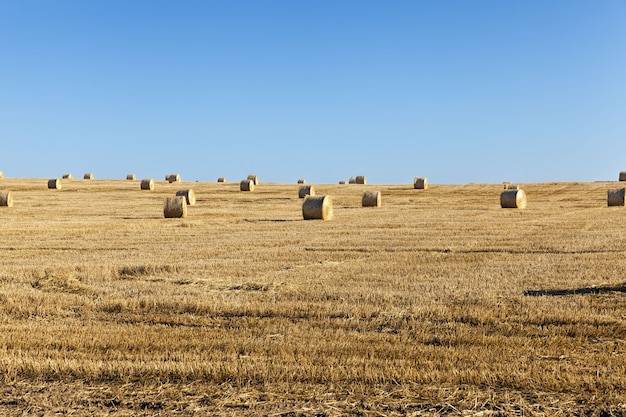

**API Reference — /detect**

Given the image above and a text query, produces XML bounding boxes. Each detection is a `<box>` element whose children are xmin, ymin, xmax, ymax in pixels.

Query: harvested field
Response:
<box><xmin>0</xmin><ymin>178</ymin><xmax>625</xmax><ymax>415</ymax></box>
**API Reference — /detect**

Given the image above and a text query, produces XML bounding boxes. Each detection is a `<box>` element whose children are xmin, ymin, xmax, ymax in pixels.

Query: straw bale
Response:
<box><xmin>0</xmin><ymin>172</ymin><xmax>3</xmax><ymax>179</ymax></box>
<box><xmin>0</xmin><ymin>190</ymin><xmax>13</xmax><ymax>207</ymax></box>
<box><xmin>62</xmin><ymin>174</ymin><xmax>73</xmax><ymax>179</ymax></box>
<box><xmin>500</xmin><ymin>189</ymin><xmax>527</xmax><ymax>209</ymax></box>
<box><xmin>176</xmin><ymin>189</ymin><xmax>196</xmax><ymax>206</ymax></box>
<box><xmin>247</xmin><ymin>174</ymin><xmax>259</xmax><ymax>185</ymax></box>
<box><xmin>298</xmin><ymin>185</ymin><xmax>315</xmax><ymax>198</ymax></box>
<box><xmin>339</xmin><ymin>180</ymin><xmax>346</xmax><ymax>185</ymax></box>
<box><xmin>362</xmin><ymin>191</ymin><xmax>381</xmax><ymax>207</ymax></box>
<box><xmin>164</xmin><ymin>196</ymin><xmax>187</xmax><ymax>218</ymax></box>
<box><xmin>355</xmin><ymin>175</ymin><xmax>366</xmax><ymax>184</ymax></box>
<box><xmin>84</xmin><ymin>173</ymin><xmax>94</xmax><ymax>180</ymax></box>
<box><xmin>302</xmin><ymin>195</ymin><xmax>333</xmax><ymax>220</ymax></box>
<box><xmin>620</xmin><ymin>172</ymin><xmax>626</xmax><ymax>182</ymax></box>
<box><xmin>297</xmin><ymin>179</ymin><xmax>306</xmax><ymax>184</ymax></box>
<box><xmin>140</xmin><ymin>179</ymin><xmax>154</xmax><ymax>191</ymax></box>
<box><xmin>217</xmin><ymin>177</ymin><xmax>226</xmax><ymax>183</ymax></box>
<box><xmin>348</xmin><ymin>177</ymin><xmax>356</xmax><ymax>184</ymax></box>
<box><xmin>240</xmin><ymin>179</ymin><xmax>255</xmax><ymax>192</ymax></box>
<box><xmin>48</xmin><ymin>179</ymin><xmax>62</xmax><ymax>190</ymax></box>
<box><xmin>413</xmin><ymin>177</ymin><xmax>428</xmax><ymax>189</ymax></box>
<box><xmin>166</xmin><ymin>174</ymin><xmax>181</xmax><ymax>183</ymax></box>
<box><xmin>608</xmin><ymin>188</ymin><xmax>626</xmax><ymax>206</ymax></box>
<box><xmin>126</xmin><ymin>174</ymin><xmax>136</xmax><ymax>180</ymax></box>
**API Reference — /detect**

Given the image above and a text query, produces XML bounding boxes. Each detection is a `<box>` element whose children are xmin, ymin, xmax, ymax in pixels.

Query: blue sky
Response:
<box><xmin>1</xmin><ymin>1</ymin><xmax>625</xmax><ymax>184</ymax></box>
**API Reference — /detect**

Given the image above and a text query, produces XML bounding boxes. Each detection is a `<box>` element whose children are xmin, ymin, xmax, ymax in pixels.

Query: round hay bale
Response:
<box><xmin>297</xmin><ymin>179</ymin><xmax>306</xmax><ymax>184</ymax></box>
<box><xmin>620</xmin><ymin>172</ymin><xmax>626</xmax><ymax>182</ymax></box>
<box><xmin>339</xmin><ymin>180</ymin><xmax>346</xmax><ymax>185</ymax></box>
<box><xmin>500</xmin><ymin>189</ymin><xmax>527</xmax><ymax>209</ymax></box>
<box><xmin>140</xmin><ymin>179</ymin><xmax>154</xmax><ymax>191</ymax></box>
<box><xmin>126</xmin><ymin>174</ymin><xmax>136</xmax><ymax>180</ymax></box>
<box><xmin>164</xmin><ymin>196</ymin><xmax>187</xmax><ymax>218</ymax></box>
<box><xmin>362</xmin><ymin>191</ymin><xmax>381</xmax><ymax>207</ymax></box>
<box><xmin>247</xmin><ymin>174</ymin><xmax>259</xmax><ymax>185</ymax></box>
<box><xmin>503</xmin><ymin>183</ymin><xmax>519</xmax><ymax>190</ymax></box>
<box><xmin>348</xmin><ymin>177</ymin><xmax>356</xmax><ymax>184</ymax></box>
<box><xmin>0</xmin><ymin>172</ymin><xmax>3</xmax><ymax>179</ymax></box>
<box><xmin>302</xmin><ymin>195</ymin><xmax>333</xmax><ymax>220</ymax></box>
<box><xmin>62</xmin><ymin>173</ymin><xmax>73</xmax><ymax>180</ymax></box>
<box><xmin>176</xmin><ymin>189</ymin><xmax>196</xmax><ymax>206</ymax></box>
<box><xmin>608</xmin><ymin>188</ymin><xmax>626</xmax><ymax>206</ymax></box>
<box><xmin>298</xmin><ymin>185</ymin><xmax>315</xmax><ymax>198</ymax></box>
<box><xmin>83</xmin><ymin>173</ymin><xmax>94</xmax><ymax>180</ymax></box>
<box><xmin>355</xmin><ymin>175</ymin><xmax>366</xmax><ymax>184</ymax></box>
<box><xmin>217</xmin><ymin>177</ymin><xmax>226</xmax><ymax>183</ymax></box>
<box><xmin>0</xmin><ymin>190</ymin><xmax>13</xmax><ymax>207</ymax></box>
<box><xmin>240</xmin><ymin>179</ymin><xmax>255</xmax><ymax>192</ymax></box>
<box><xmin>166</xmin><ymin>174</ymin><xmax>181</xmax><ymax>183</ymax></box>
<box><xmin>48</xmin><ymin>179</ymin><xmax>62</xmax><ymax>190</ymax></box>
<box><xmin>413</xmin><ymin>177</ymin><xmax>428</xmax><ymax>190</ymax></box>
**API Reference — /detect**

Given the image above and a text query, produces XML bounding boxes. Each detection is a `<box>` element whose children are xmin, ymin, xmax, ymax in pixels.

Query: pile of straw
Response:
<box><xmin>48</xmin><ymin>179</ymin><xmax>62</xmax><ymax>190</ymax></box>
<box><xmin>240</xmin><ymin>179</ymin><xmax>255</xmax><ymax>191</ymax></box>
<box><xmin>247</xmin><ymin>174</ymin><xmax>259</xmax><ymax>185</ymax></box>
<box><xmin>166</xmin><ymin>174</ymin><xmax>181</xmax><ymax>183</ymax></box>
<box><xmin>500</xmin><ymin>189</ymin><xmax>527</xmax><ymax>209</ymax></box>
<box><xmin>140</xmin><ymin>179</ymin><xmax>154</xmax><ymax>191</ymax></box>
<box><xmin>298</xmin><ymin>185</ymin><xmax>315</xmax><ymax>198</ymax></box>
<box><xmin>302</xmin><ymin>195</ymin><xmax>333</xmax><ymax>220</ymax></box>
<box><xmin>362</xmin><ymin>191</ymin><xmax>381</xmax><ymax>207</ymax></box>
<box><xmin>176</xmin><ymin>189</ymin><xmax>196</xmax><ymax>206</ymax></box>
<box><xmin>0</xmin><ymin>190</ymin><xmax>13</xmax><ymax>207</ymax></box>
<box><xmin>164</xmin><ymin>196</ymin><xmax>187</xmax><ymax>218</ymax></box>
<box><xmin>414</xmin><ymin>177</ymin><xmax>428</xmax><ymax>190</ymax></box>
<box><xmin>608</xmin><ymin>188</ymin><xmax>626</xmax><ymax>206</ymax></box>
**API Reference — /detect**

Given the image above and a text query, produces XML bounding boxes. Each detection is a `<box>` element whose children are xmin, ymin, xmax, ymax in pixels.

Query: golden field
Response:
<box><xmin>0</xmin><ymin>177</ymin><xmax>625</xmax><ymax>416</ymax></box>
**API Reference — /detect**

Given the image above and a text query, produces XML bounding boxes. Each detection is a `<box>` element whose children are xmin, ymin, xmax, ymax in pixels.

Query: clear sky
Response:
<box><xmin>1</xmin><ymin>1</ymin><xmax>625</xmax><ymax>184</ymax></box>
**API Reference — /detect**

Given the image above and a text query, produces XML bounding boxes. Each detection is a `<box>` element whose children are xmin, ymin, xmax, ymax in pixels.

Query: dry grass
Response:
<box><xmin>0</xmin><ymin>178</ymin><xmax>625</xmax><ymax>415</ymax></box>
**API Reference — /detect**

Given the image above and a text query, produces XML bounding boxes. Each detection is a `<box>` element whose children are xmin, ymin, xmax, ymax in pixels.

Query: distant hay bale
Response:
<box><xmin>500</xmin><ymin>189</ymin><xmax>527</xmax><ymax>209</ymax></box>
<box><xmin>164</xmin><ymin>196</ymin><xmax>187</xmax><ymax>218</ymax></box>
<box><xmin>348</xmin><ymin>177</ymin><xmax>356</xmax><ymax>184</ymax></box>
<box><xmin>176</xmin><ymin>189</ymin><xmax>196</xmax><ymax>206</ymax></box>
<box><xmin>166</xmin><ymin>174</ymin><xmax>181</xmax><ymax>183</ymax></box>
<box><xmin>298</xmin><ymin>185</ymin><xmax>315</xmax><ymax>198</ymax></box>
<box><xmin>503</xmin><ymin>183</ymin><xmax>519</xmax><ymax>190</ymax></box>
<box><xmin>362</xmin><ymin>191</ymin><xmax>381</xmax><ymax>207</ymax></box>
<box><xmin>0</xmin><ymin>190</ymin><xmax>13</xmax><ymax>207</ymax></box>
<box><xmin>620</xmin><ymin>172</ymin><xmax>626</xmax><ymax>182</ymax></box>
<box><xmin>247</xmin><ymin>174</ymin><xmax>259</xmax><ymax>185</ymax></box>
<box><xmin>339</xmin><ymin>180</ymin><xmax>346</xmax><ymax>185</ymax></box>
<box><xmin>240</xmin><ymin>179</ymin><xmax>255</xmax><ymax>191</ymax></box>
<box><xmin>355</xmin><ymin>175</ymin><xmax>366</xmax><ymax>185</ymax></box>
<box><xmin>0</xmin><ymin>172</ymin><xmax>3</xmax><ymax>179</ymax></box>
<box><xmin>47</xmin><ymin>179</ymin><xmax>62</xmax><ymax>190</ymax></box>
<box><xmin>297</xmin><ymin>179</ymin><xmax>306</xmax><ymax>184</ymax></box>
<box><xmin>126</xmin><ymin>174</ymin><xmax>136</xmax><ymax>180</ymax></box>
<box><xmin>413</xmin><ymin>177</ymin><xmax>428</xmax><ymax>190</ymax></box>
<box><xmin>217</xmin><ymin>177</ymin><xmax>226</xmax><ymax>183</ymax></box>
<box><xmin>83</xmin><ymin>173</ymin><xmax>94</xmax><ymax>180</ymax></box>
<box><xmin>302</xmin><ymin>195</ymin><xmax>333</xmax><ymax>220</ymax></box>
<box><xmin>62</xmin><ymin>174</ymin><xmax>73</xmax><ymax>180</ymax></box>
<box><xmin>140</xmin><ymin>179</ymin><xmax>154</xmax><ymax>191</ymax></box>
<box><xmin>608</xmin><ymin>188</ymin><xmax>626</xmax><ymax>206</ymax></box>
